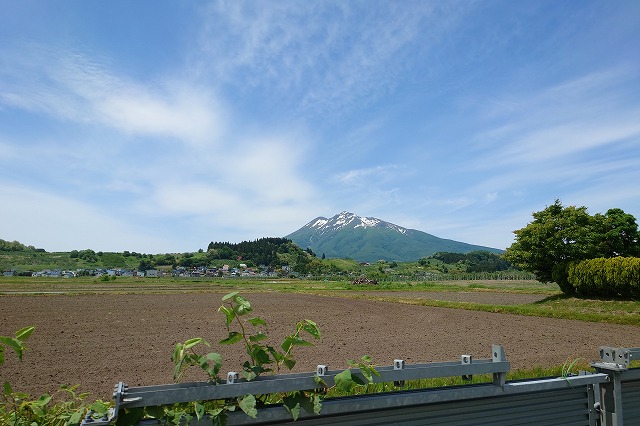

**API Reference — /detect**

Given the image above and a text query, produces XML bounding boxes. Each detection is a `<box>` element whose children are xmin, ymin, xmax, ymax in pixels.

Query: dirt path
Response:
<box><xmin>1</xmin><ymin>291</ymin><xmax>639</xmax><ymax>400</ymax></box>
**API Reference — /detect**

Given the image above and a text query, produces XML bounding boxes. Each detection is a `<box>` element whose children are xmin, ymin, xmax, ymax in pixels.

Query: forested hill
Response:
<box><xmin>206</xmin><ymin>237</ymin><xmax>310</xmax><ymax>267</ymax></box>
<box><xmin>0</xmin><ymin>238</ymin><xmax>44</xmax><ymax>252</ymax></box>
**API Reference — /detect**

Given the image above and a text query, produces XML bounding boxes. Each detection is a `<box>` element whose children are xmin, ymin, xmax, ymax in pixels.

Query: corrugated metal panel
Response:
<box><xmin>219</xmin><ymin>386</ymin><xmax>591</xmax><ymax>426</ymax></box>
<box><xmin>621</xmin><ymin>379</ymin><xmax>640</xmax><ymax>424</ymax></box>
<box><xmin>290</xmin><ymin>387</ymin><xmax>591</xmax><ymax>426</ymax></box>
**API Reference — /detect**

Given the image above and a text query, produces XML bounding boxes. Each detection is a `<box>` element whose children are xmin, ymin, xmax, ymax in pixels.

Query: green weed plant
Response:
<box><xmin>0</xmin><ymin>326</ymin><xmax>109</xmax><ymax>425</ymax></box>
<box><xmin>163</xmin><ymin>292</ymin><xmax>377</xmax><ymax>424</ymax></box>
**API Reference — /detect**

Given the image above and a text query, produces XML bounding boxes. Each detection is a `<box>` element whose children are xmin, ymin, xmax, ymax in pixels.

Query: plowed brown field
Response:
<box><xmin>2</xmin><ymin>291</ymin><xmax>639</xmax><ymax>400</ymax></box>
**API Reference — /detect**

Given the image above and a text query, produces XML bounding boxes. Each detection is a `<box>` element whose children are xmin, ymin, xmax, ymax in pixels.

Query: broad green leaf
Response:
<box><xmin>241</xmin><ymin>369</ymin><xmax>257</xmax><ymax>381</ymax></box>
<box><xmin>334</xmin><ymin>370</ymin><xmax>355</xmax><ymax>393</ymax></box>
<box><xmin>282</xmin><ymin>356</ymin><xmax>296</xmax><ymax>370</ymax></box>
<box><xmin>361</xmin><ymin>355</ymin><xmax>372</xmax><ymax>363</ymax></box>
<box><xmin>238</xmin><ymin>394</ymin><xmax>258</xmax><ymax>418</ymax></box>
<box><xmin>248</xmin><ymin>317</ymin><xmax>267</xmax><ymax>327</ymax></box>
<box><xmin>352</xmin><ymin>374</ymin><xmax>366</xmax><ymax>386</ymax></box>
<box><xmin>218</xmin><ymin>305</ymin><xmax>235</xmax><ymax>325</ymax></box>
<box><xmin>208</xmin><ymin>408</ymin><xmax>227</xmax><ymax>426</ymax></box>
<box><xmin>171</xmin><ymin>343</ymin><xmax>183</xmax><ymax>363</ymax></box>
<box><xmin>145</xmin><ymin>405</ymin><xmax>165</xmax><ymax>420</ymax></box>
<box><xmin>204</xmin><ymin>352</ymin><xmax>223</xmax><ymax>365</ymax></box>
<box><xmin>313</xmin><ymin>375</ymin><xmax>326</xmax><ymax>387</ymax></box>
<box><xmin>233</xmin><ymin>295</ymin><xmax>252</xmax><ymax>315</ymax></box>
<box><xmin>267</xmin><ymin>346</ymin><xmax>284</xmax><ymax>363</ymax></box>
<box><xmin>283</xmin><ymin>393</ymin><xmax>302</xmax><ymax>421</ymax></box>
<box><xmin>206</xmin><ymin>407</ymin><xmax>224</xmax><ymax>417</ymax></box>
<box><xmin>252</xmin><ymin>347</ymin><xmax>271</xmax><ymax>365</ymax></box>
<box><xmin>302</xmin><ymin>320</ymin><xmax>321</xmax><ymax>339</ymax></box>
<box><xmin>194</xmin><ymin>401</ymin><xmax>205</xmax><ymax>420</ymax></box>
<box><xmin>0</xmin><ymin>346</ymin><xmax>4</xmax><ymax>366</ymax></box>
<box><xmin>281</xmin><ymin>336</ymin><xmax>312</xmax><ymax>353</ymax></box>
<box><xmin>173</xmin><ymin>358</ymin><xmax>185</xmax><ymax>382</ymax></box>
<box><xmin>184</xmin><ymin>338</ymin><xmax>206</xmax><ymax>349</ymax></box>
<box><xmin>69</xmin><ymin>409</ymin><xmax>84</xmax><ymax>424</ymax></box>
<box><xmin>249</xmin><ymin>332</ymin><xmax>268</xmax><ymax>342</ymax></box>
<box><xmin>200</xmin><ymin>352</ymin><xmax>222</xmax><ymax>378</ymax></box>
<box><xmin>311</xmin><ymin>393</ymin><xmax>323</xmax><ymax>414</ymax></box>
<box><xmin>13</xmin><ymin>391</ymin><xmax>30</xmax><ymax>399</ymax></box>
<box><xmin>31</xmin><ymin>404</ymin><xmax>45</xmax><ymax>418</ymax></box>
<box><xmin>286</xmin><ymin>336</ymin><xmax>314</xmax><ymax>349</ymax></box>
<box><xmin>15</xmin><ymin>326</ymin><xmax>35</xmax><ymax>341</ymax></box>
<box><xmin>298</xmin><ymin>392</ymin><xmax>321</xmax><ymax>416</ymax></box>
<box><xmin>33</xmin><ymin>393</ymin><xmax>51</xmax><ymax>406</ymax></box>
<box><xmin>221</xmin><ymin>291</ymin><xmax>239</xmax><ymax>301</ymax></box>
<box><xmin>360</xmin><ymin>367</ymin><xmax>374</xmax><ymax>384</ymax></box>
<box><xmin>243</xmin><ymin>361</ymin><xmax>269</xmax><ymax>379</ymax></box>
<box><xmin>219</xmin><ymin>331</ymin><xmax>244</xmax><ymax>345</ymax></box>
<box><xmin>89</xmin><ymin>400</ymin><xmax>109</xmax><ymax>416</ymax></box>
<box><xmin>3</xmin><ymin>381</ymin><xmax>12</xmax><ymax>395</ymax></box>
<box><xmin>0</xmin><ymin>337</ymin><xmax>23</xmax><ymax>359</ymax></box>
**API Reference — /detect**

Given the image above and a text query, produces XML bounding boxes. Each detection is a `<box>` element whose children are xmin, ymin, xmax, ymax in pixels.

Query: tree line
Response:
<box><xmin>206</xmin><ymin>238</ymin><xmax>305</xmax><ymax>267</ymax></box>
<box><xmin>426</xmin><ymin>251</ymin><xmax>512</xmax><ymax>273</ymax></box>
<box><xmin>0</xmin><ymin>239</ymin><xmax>44</xmax><ymax>252</ymax></box>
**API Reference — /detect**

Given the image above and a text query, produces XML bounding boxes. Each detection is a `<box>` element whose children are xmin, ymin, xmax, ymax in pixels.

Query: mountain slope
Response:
<box><xmin>286</xmin><ymin>212</ymin><xmax>502</xmax><ymax>262</ymax></box>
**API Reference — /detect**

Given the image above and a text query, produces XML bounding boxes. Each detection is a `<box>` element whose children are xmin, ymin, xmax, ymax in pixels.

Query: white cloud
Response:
<box><xmin>0</xmin><ymin>184</ymin><xmax>168</xmax><ymax>252</ymax></box>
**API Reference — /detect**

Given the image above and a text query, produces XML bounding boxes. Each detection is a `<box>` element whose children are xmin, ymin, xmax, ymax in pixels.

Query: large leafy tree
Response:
<box><xmin>593</xmin><ymin>208</ymin><xmax>640</xmax><ymax>258</ymax></box>
<box><xmin>504</xmin><ymin>200</ymin><xmax>640</xmax><ymax>288</ymax></box>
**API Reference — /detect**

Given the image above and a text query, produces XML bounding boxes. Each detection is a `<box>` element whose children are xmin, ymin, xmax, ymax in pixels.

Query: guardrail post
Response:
<box><xmin>591</xmin><ymin>346</ymin><xmax>637</xmax><ymax>426</ymax></box>
<box><xmin>492</xmin><ymin>344</ymin><xmax>506</xmax><ymax>386</ymax></box>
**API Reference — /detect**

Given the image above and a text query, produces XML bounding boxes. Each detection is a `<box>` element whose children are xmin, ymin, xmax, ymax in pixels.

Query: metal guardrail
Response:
<box><xmin>81</xmin><ymin>344</ymin><xmax>640</xmax><ymax>425</ymax></box>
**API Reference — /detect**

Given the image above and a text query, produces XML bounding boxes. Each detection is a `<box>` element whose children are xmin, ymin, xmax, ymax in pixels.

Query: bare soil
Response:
<box><xmin>1</xmin><ymin>291</ymin><xmax>639</xmax><ymax>400</ymax></box>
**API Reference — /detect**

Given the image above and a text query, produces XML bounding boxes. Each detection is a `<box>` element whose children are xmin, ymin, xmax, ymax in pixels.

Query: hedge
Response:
<box><xmin>567</xmin><ymin>257</ymin><xmax>640</xmax><ymax>298</ymax></box>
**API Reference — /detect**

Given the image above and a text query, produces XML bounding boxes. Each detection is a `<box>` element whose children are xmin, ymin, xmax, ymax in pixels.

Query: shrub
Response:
<box><xmin>567</xmin><ymin>257</ymin><xmax>640</xmax><ymax>298</ymax></box>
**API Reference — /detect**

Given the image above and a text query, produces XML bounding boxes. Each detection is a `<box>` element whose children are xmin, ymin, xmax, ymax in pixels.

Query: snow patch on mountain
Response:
<box><xmin>311</xmin><ymin>218</ymin><xmax>328</xmax><ymax>228</ymax></box>
<box><xmin>307</xmin><ymin>212</ymin><xmax>408</xmax><ymax>235</ymax></box>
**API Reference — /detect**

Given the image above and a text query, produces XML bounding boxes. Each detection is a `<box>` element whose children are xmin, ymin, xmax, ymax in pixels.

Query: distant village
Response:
<box><xmin>5</xmin><ymin>264</ymin><xmax>290</xmax><ymax>278</ymax></box>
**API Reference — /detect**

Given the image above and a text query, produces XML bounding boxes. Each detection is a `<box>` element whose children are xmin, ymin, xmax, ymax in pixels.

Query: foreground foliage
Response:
<box><xmin>161</xmin><ymin>292</ymin><xmax>376</xmax><ymax>424</ymax></box>
<box><xmin>1</xmin><ymin>326</ymin><xmax>109</xmax><ymax>425</ymax></box>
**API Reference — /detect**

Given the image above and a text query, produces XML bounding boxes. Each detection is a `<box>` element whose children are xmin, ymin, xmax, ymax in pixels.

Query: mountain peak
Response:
<box><xmin>305</xmin><ymin>212</ymin><xmax>406</xmax><ymax>235</ymax></box>
<box><xmin>288</xmin><ymin>211</ymin><xmax>502</xmax><ymax>262</ymax></box>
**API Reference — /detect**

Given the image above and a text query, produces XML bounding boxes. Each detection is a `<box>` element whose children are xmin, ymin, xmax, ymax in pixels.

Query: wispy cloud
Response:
<box><xmin>477</xmin><ymin>68</ymin><xmax>640</xmax><ymax>164</ymax></box>
<box><xmin>0</xmin><ymin>46</ymin><xmax>224</xmax><ymax>147</ymax></box>
<box><xmin>197</xmin><ymin>1</ymin><xmax>472</xmax><ymax>113</ymax></box>
<box><xmin>334</xmin><ymin>164</ymin><xmax>400</xmax><ymax>186</ymax></box>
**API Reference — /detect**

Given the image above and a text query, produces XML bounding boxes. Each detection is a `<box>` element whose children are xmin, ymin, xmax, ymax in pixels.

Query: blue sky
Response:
<box><xmin>1</xmin><ymin>1</ymin><xmax>639</xmax><ymax>253</ymax></box>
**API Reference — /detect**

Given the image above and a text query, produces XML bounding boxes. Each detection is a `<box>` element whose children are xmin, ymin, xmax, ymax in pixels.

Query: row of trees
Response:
<box><xmin>427</xmin><ymin>251</ymin><xmax>512</xmax><ymax>273</ymax></box>
<box><xmin>207</xmin><ymin>238</ymin><xmax>305</xmax><ymax>267</ymax></box>
<box><xmin>504</xmin><ymin>200</ymin><xmax>640</xmax><ymax>296</ymax></box>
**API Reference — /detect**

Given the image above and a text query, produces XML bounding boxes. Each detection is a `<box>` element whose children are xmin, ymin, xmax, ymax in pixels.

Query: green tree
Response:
<box><xmin>292</xmin><ymin>252</ymin><xmax>311</xmax><ymax>274</ymax></box>
<box><xmin>593</xmin><ymin>208</ymin><xmax>640</xmax><ymax>257</ymax></box>
<box><xmin>138</xmin><ymin>259</ymin><xmax>154</xmax><ymax>271</ymax></box>
<box><xmin>504</xmin><ymin>200</ymin><xmax>640</xmax><ymax>291</ymax></box>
